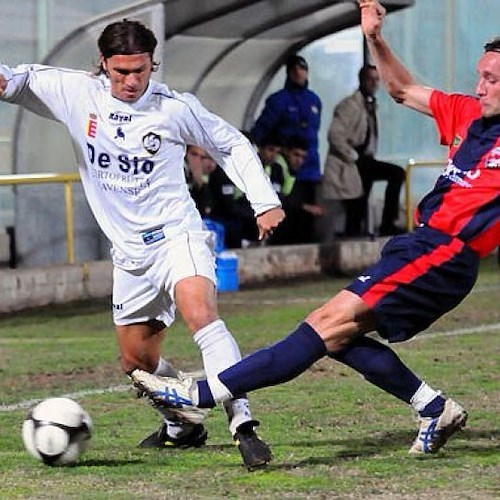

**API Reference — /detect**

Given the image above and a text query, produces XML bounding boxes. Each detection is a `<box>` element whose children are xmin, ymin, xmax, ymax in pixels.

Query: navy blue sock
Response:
<box><xmin>197</xmin><ymin>380</ymin><xmax>216</xmax><ymax>408</ymax></box>
<box><xmin>330</xmin><ymin>336</ymin><xmax>422</xmax><ymax>403</ymax></box>
<box><xmin>197</xmin><ymin>322</ymin><xmax>326</xmax><ymax>407</ymax></box>
<box><xmin>420</xmin><ymin>395</ymin><xmax>446</xmax><ymax>418</ymax></box>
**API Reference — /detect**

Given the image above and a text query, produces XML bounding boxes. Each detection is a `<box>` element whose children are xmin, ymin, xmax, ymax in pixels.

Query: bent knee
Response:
<box><xmin>183</xmin><ymin>309</ymin><xmax>219</xmax><ymax>334</ymax></box>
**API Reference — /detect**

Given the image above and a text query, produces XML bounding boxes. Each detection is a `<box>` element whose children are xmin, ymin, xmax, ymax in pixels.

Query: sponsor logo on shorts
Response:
<box><xmin>358</xmin><ymin>275</ymin><xmax>371</xmax><ymax>283</ymax></box>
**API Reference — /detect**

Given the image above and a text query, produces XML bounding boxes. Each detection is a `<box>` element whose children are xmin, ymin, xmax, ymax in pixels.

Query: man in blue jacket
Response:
<box><xmin>251</xmin><ymin>54</ymin><xmax>322</xmax><ymax>242</ymax></box>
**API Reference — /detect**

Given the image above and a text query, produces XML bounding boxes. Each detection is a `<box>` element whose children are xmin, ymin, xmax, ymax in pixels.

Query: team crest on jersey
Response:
<box><xmin>142</xmin><ymin>132</ymin><xmax>161</xmax><ymax>155</ymax></box>
<box><xmin>485</xmin><ymin>147</ymin><xmax>500</xmax><ymax>169</ymax></box>
<box><xmin>86</xmin><ymin>113</ymin><xmax>98</xmax><ymax>138</ymax></box>
<box><xmin>452</xmin><ymin>135</ymin><xmax>462</xmax><ymax>147</ymax></box>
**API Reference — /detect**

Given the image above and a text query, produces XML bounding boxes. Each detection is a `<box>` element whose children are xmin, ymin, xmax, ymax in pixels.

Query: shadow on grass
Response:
<box><xmin>77</xmin><ymin>458</ymin><xmax>145</xmax><ymax>467</ymax></box>
<box><xmin>148</xmin><ymin>428</ymin><xmax>499</xmax><ymax>470</ymax></box>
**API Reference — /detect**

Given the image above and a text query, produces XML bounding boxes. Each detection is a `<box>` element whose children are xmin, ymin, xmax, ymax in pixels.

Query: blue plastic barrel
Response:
<box><xmin>216</xmin><ymin>251</ymin><xmax>239</xmax><ymax>292</ymax></box>
<box><xmin>203</xmin><ymin>218</ymin><xmax>225</xmax><ymax>254</ymax></box>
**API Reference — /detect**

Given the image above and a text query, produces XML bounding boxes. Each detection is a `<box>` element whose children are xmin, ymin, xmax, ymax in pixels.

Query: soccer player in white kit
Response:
<box><xmin>0</xmin><ymin>19</ymin><xmax>285</xmax><ymax>470</ymax></box>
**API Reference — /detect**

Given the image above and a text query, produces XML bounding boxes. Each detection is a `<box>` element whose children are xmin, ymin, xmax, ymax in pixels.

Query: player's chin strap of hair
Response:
<box><xmin>484</xmin><ymin>37</ymin><xmax>500</xmax><ymax>53</ymax></box>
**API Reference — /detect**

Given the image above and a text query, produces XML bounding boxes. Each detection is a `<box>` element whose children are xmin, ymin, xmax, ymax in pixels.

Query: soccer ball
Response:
<box><xmin>22</xmin><ymin>397</ymin><xmax>93</xmax><ymax>466</ymax></box>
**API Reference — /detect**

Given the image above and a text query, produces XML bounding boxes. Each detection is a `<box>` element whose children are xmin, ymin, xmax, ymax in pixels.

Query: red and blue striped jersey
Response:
<box><xmin>416</xmin><ymin>90</ymin><xmax>500</xmax><ymax>257</ymax></box>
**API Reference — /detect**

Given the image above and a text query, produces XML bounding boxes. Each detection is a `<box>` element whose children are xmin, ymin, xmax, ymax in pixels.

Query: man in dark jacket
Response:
<box><xmin>251</xmin><ymin>54</ymin><xmax>322</xmax><ymax>240</ymax></box>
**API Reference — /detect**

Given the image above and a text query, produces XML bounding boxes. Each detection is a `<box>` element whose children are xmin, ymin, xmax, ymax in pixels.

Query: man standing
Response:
<box><xmin>322</xmin><ymin>65</ymin><xmax>405</xmax><ymax>237</ymax></box>
<box><xmin>0</xmin><ymin>19</ymin><xmax>284</xmax><ymax>470</ymax></box>
<box><xmin>132</xmin><ymin>0</ymin><xmax>499</xmax><ymax>457</ymax></box>
<box><xmin>251</xmin><ymin>54</ymin><xmax>322</xmax><ymax>242</ymax></box>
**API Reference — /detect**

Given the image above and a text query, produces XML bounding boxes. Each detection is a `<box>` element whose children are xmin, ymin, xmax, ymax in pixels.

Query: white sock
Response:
<box><xmin>154</xmin><ymin>357</ymin><xmax>178</xmax><ymax>377</ymax></box>
<box><xmin>153</xmin><ymin>357</ymin><xmax>194</xmax><ymax>434</ymax></box>
<box><xmin>194</xmin><ymin>319</ymin><xmax>253</xmax><ymax>435</ymax></box>
<box><xmin>410</xmin><ymin>382</ymin><xmax>441</xmax><ymax>412</ymax></box>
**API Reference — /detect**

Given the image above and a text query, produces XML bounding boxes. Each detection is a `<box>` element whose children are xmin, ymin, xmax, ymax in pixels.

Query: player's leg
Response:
<box><xmin>116</xmin><ymin>320</ymin><xmax>208</xmax><ymax>447</ymax></box>
<box><xmin>113</xmin><ymin>265</ymin><xmax>208</xmax><ymax>448</ymax></box>
<box><xmin>174</xmin><ymin>274</ymin><xmax>272</xmax><ymax>470</ymax></box>
<box><xmin>181</xmin><ymin>289</ymin><xmax>370</xmax><ymax>408</ymax></box>
<box><xmin>335</xmin><ymin>227</ymin><xmax>476</xmax><ymax>452</ymax></box>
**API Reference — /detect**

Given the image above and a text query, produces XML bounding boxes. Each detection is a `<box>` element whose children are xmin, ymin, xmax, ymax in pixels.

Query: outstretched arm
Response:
<box><xmin>358</xmin><ymin>0</ymin><xmax>433</xmax><ymax>116</ymax></box>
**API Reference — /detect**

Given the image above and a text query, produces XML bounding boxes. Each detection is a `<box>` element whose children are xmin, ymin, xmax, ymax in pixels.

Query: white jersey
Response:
<box><xmin>0</xmin><ymin>63</ymin><xmax>281</xmax><ymax>269</ymax></box>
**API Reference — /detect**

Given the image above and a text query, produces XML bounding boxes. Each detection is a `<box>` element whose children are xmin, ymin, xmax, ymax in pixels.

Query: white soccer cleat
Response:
<box><xmin>409</xmin><ymin>398</ymin><xmax>468</xmax><ymax>454</ymax></box>
<box><xmin>178</xmin><ymin>369</ymin><xmax>206</xmax><ymax>382</ymax></box>
<box><xmin>130</xmin><ymin>369</ymin><xmax>208</xmax><ymax>425</ymax></box>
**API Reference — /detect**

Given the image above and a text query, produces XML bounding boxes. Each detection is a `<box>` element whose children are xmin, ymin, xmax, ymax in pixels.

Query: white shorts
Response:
<box><xmin>112</xmin><ymin>230</ymin><xmax>216</xmax><ymax>327</ymax></box>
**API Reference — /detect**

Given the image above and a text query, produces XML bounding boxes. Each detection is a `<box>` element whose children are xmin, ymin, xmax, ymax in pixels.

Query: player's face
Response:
<box><xmin>476</xmin><ymin>51</ymin><xmax>500</xmax><ymax>118</ymax></box>
<box><xmin>102</xmin><ymin>53</ymin><xmax>153</xmax><ymax>102</ymax></box>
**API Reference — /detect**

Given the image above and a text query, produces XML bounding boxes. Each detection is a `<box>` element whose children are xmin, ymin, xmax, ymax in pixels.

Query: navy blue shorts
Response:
<box><xmin>346</xmin><ymin>226</ymin><xmax>480</xmax><ymax>343</ymax></box>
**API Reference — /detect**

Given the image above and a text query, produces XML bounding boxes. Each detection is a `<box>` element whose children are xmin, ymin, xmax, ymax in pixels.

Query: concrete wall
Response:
<box><xmin>0</xmin><ymin>239</ymin><xmax>389</xmax><ymax>314</ymax></box>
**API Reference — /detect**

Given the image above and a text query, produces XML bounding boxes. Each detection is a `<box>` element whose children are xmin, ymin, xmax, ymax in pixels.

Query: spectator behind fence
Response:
<box><xmin>269</xmin><ymin>136</ymin><xmax>324</xmax><ymax>245</ymax></box>
<box><xmin>322</xmin><ymin>65</ymin><xmax>405</xmax><ymax>238</ymax></box>
<box><xmin>185</xmin><ymin>145</ymin><xmax>213</xmax><ymax>217</ymax></box>
<box><xmin>251</xmin><ymin>54</ymin><xmax>322</xmax><ymax>216</ymax></box>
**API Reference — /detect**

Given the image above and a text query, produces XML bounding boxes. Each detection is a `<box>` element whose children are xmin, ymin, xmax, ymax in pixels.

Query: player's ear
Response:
<box><xmin>99</xmin><ymin>55</ymin><xmax>108</xmax><ymax>74</ymax></box>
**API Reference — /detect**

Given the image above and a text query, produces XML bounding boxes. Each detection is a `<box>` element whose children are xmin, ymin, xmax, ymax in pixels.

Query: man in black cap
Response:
<box><xmin>251</xmin><ymin>54</ymin><xmax>322</xmax><ymax>243</ymax></box>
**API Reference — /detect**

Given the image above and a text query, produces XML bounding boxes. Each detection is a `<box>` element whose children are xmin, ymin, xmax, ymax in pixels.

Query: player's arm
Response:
<box><xmin>0</xmin><ymin>63</ymin><xmax>70</xmax><ymax>122</ymax></box>
<box><xmin>358</xmin><ymin>0</ymin><xmax>433</xmax><ymax>116</ymax></box>
<box><xmin>179</xmin><ymin>92</ymin><xmax>285</xmax><ymax>239</ymax></box>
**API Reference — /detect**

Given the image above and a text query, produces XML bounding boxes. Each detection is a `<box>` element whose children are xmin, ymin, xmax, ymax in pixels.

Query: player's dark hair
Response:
<box><xmin>484</xmin><ymin>36</ymin><xmax>500</xmax><ymax>53</ymax></box>
<box><xmin>96</xmin><ymin>19</ymin><xmax>159</xmax><ymax>74</ymax></box>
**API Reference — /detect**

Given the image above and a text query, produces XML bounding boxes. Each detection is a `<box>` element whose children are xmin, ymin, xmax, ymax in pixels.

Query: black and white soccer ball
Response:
<box><xmin>22</xmin><ymin>397</ymin><xmax>93</xmax><ymax>466</ymax></box>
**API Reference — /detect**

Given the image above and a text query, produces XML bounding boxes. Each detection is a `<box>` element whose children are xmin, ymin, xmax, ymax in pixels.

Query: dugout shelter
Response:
<box><xmin>12</xmin><ymin>0</ymin><xmax>413</xmax><ymax>266</ymax></box>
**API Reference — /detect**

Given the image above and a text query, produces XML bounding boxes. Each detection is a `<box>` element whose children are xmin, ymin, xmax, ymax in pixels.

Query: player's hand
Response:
<box><xmin>256</xmin><ymin>207</ymin><xmax>285</xmax><ymax>240</ymax></box>
<box><xmin>358</xmin><ymin>0</ymin><xmax>386</xmax><ymax>39</ymax></box>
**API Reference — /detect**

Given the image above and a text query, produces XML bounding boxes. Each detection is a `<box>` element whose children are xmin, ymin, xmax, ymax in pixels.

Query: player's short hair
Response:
<box><xmin>484</xmin><ymin>36</ymin><xmax>500</xmax><ymax>53</ymax></box>
<box><xmin>97</xmin><ymin>19</ymin><xmax>159</xmax><ymax>73</ymax></box>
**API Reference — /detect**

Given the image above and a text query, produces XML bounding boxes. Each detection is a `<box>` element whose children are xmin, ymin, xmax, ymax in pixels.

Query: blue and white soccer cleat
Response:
<box><xmin>130</xmin><ymin>369</ymin><xmax>208</xmax><ymax>425</ymax></box>
<box><xmin>409</xmin><ymin>398</ymin><xmax>468</xmax><ymax>454</ymax></box>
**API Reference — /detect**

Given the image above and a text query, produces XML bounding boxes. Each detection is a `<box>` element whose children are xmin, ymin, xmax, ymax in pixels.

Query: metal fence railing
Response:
<box><xmin>404</xmin><ymin>159</ymin><xmax>444</xmax><ymax>231</ymax></box>
<box><xmin>0</xmin><ymin>161</ymin><xmax>445</xmax><ymax>266</ymax></box>
<box><xmin>0</xmin><ymin>173</ymin><xmax>80</xmax><ymax>264</ymax></box>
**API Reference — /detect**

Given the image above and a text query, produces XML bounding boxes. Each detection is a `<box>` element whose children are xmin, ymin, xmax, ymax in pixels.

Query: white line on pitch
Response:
<box><xmin>1</xmin><ymin>322</ymin><xmax>499</xmax><ymax>413</ymax></box>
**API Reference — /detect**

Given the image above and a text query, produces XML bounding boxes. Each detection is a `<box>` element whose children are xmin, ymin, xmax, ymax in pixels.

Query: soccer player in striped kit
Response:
<box><xmin>133</xmin><ymin>0</ymin><xmax>499</xmax><ymax>455</ymax></box>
